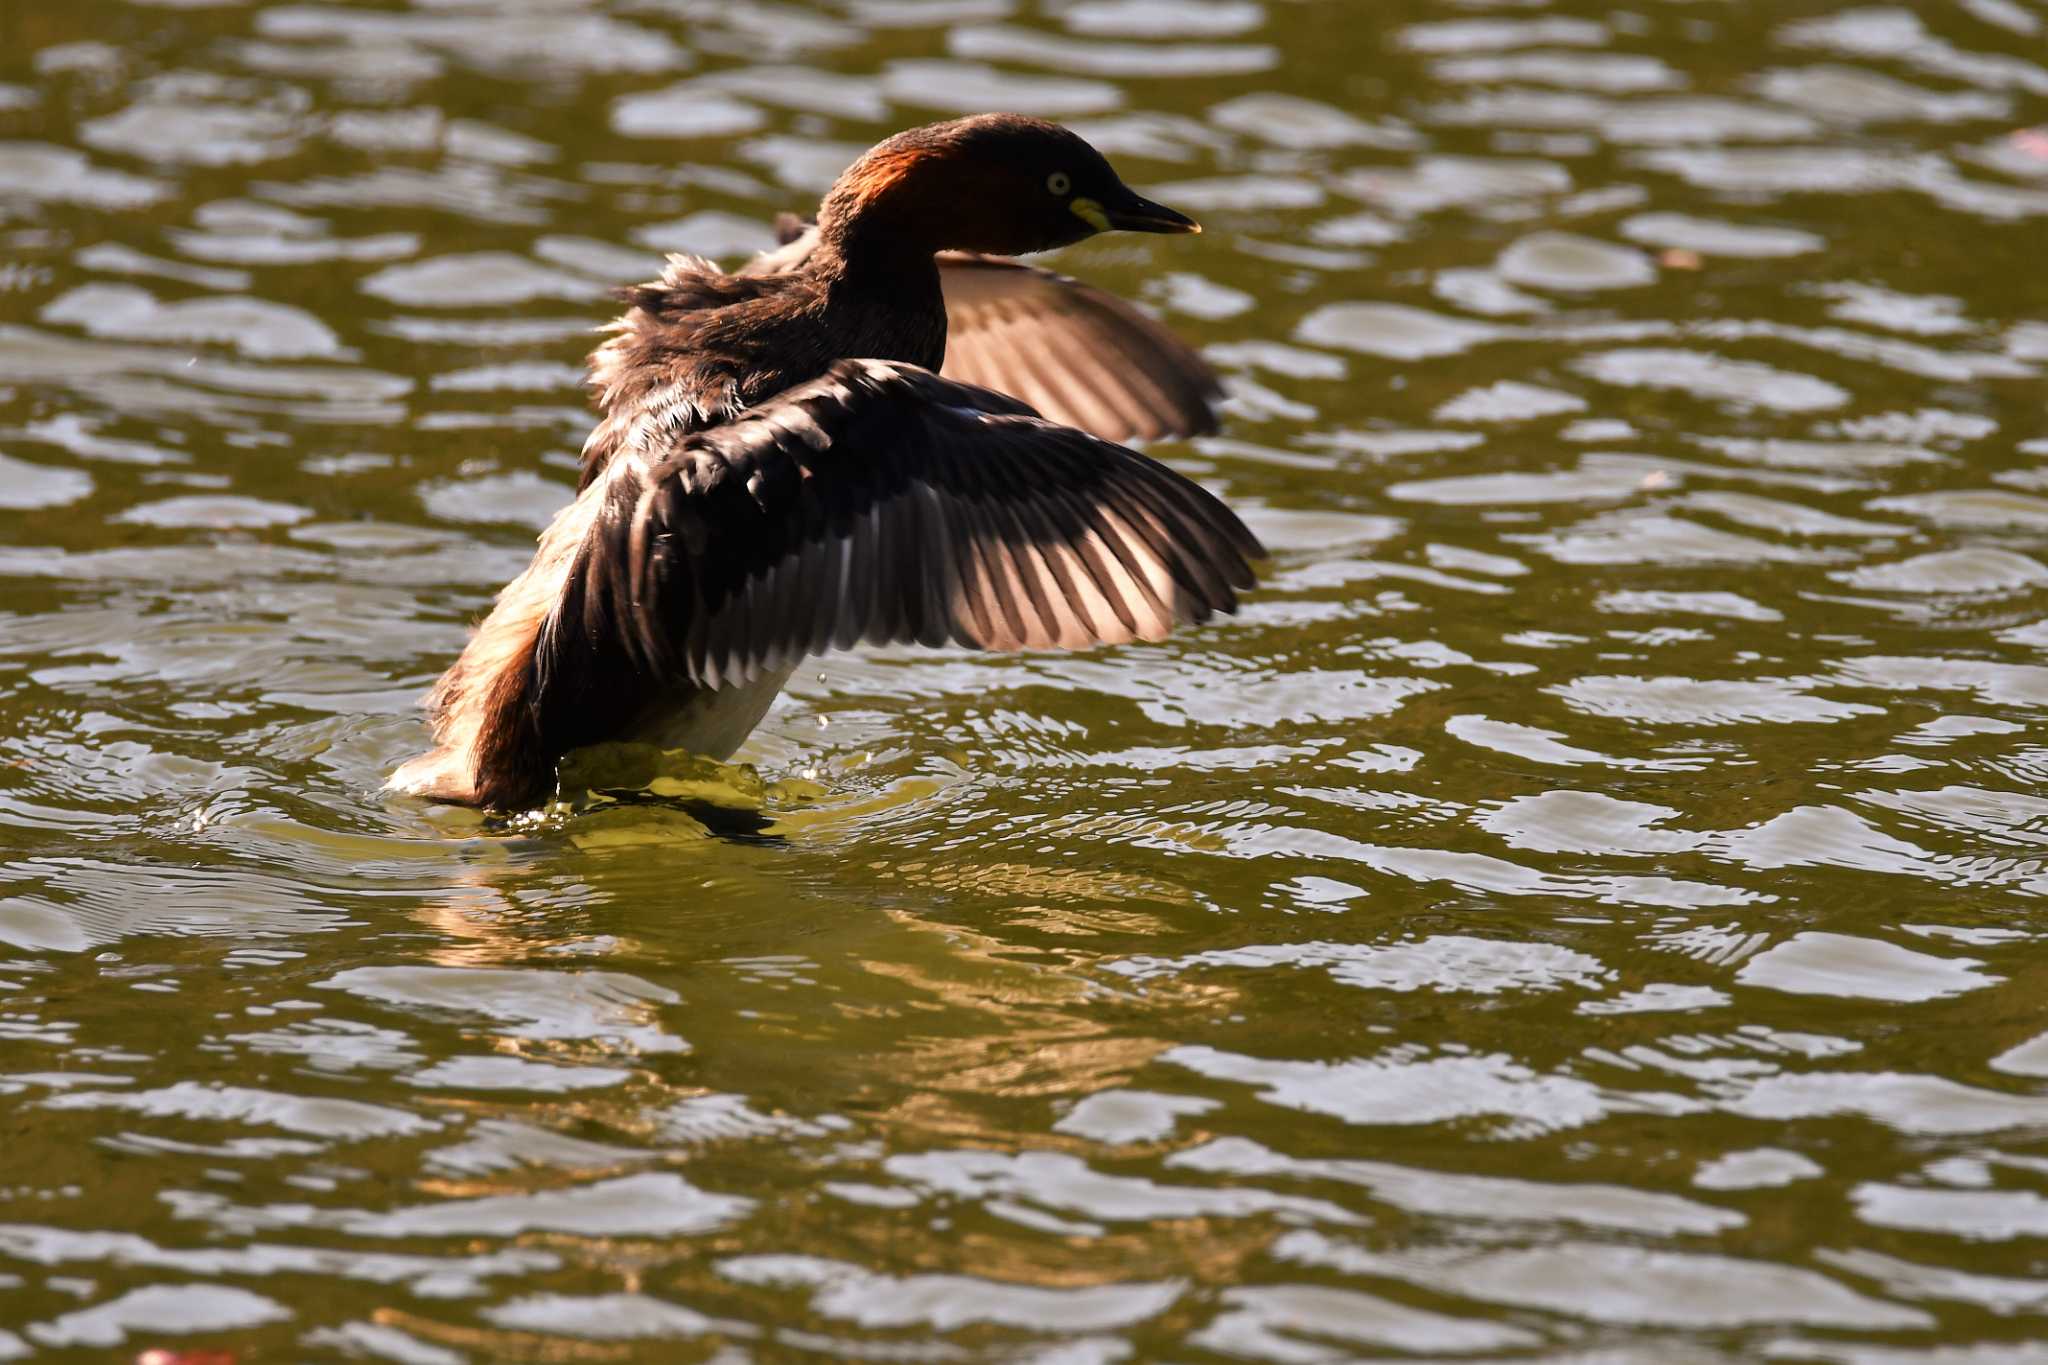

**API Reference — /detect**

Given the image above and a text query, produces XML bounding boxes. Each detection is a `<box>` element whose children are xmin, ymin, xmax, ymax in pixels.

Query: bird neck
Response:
<box><xmin>814</xmin><ymin>202</ymin><xmax>943</xmax><ymax>276</ymax></box>
<box><xmin>808</xmin><ymin>226</ymin><xmax>949</xmax><ymax>368</ymax></box>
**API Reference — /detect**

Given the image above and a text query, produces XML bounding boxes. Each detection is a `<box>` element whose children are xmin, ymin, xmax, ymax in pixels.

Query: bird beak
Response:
<box><xmin>1104</xmin><ymin>191</ymin><xmax>1201</xmax><ymax>235</ymax></box>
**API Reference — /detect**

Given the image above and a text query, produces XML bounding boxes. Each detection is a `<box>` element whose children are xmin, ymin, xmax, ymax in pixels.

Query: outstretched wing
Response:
<box><xmin>752</xmin><ymin>220</ymin><xmax>1222</xmax><ymax>443</ymax></box>
<box><xmin>518</xmin><ymin>358</ymin><xmax>1261</xmax><ymax>767</ymax></box>
<box><xmin>935</xmin><ymin>252</ymin><xmax>1222</xmax><ymax>443</ymax></box>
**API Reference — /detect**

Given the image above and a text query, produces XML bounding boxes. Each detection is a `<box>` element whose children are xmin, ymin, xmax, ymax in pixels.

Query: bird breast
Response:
<box><xmin>623</xmin><ymin>664</ymin><xmax>802</xmax><ymax>761</ymax></box>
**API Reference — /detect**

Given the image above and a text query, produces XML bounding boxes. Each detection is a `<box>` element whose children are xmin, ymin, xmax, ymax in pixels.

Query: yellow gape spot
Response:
<box><xmin>1069</xmin><ymin>198</ymin><xmax>1110</xmax><ymax>232</ymax></box>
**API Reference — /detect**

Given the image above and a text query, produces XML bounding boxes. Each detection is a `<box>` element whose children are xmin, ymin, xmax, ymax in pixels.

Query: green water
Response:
<box><xmin>3</xmin><ymin>0</ymin><xmax>2048</xmax><ymax>1358</ymax></box>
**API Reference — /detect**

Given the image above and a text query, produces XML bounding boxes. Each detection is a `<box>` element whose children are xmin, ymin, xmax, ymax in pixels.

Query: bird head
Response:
<box><xmin>819</xmin><ymin>114</ymin><xmax>1199</xmax><ymax>258</ymax></box>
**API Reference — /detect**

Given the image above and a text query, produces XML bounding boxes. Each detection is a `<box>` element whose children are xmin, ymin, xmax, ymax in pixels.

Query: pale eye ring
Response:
<box><xmin>1046</xmin><ymin>171</ymin><xmax>1072</xmax><ymax>196</ymax></box>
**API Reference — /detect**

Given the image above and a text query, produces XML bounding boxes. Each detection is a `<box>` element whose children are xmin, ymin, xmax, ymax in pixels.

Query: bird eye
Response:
<box><xmin>1046</xmin><ymin>171</ymin><xmax>1071</xmax><ymax>196</ymax></box>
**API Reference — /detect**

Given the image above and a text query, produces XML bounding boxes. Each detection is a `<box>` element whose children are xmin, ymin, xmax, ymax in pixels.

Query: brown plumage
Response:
<box><xmin>754</xmin><ymin>216</ymin><xmax>1223</xmax><ymax>444</ymax></box>
<box><xmin>390</xmin><ymin>114</ymin><xmax>1261</xmax><ymax>810</ymax></box>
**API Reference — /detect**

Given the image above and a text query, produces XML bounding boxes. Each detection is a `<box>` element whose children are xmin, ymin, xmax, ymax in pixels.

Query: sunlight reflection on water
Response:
<box><xmin>3</xmin><ymin>0</ymin><xmax>2048</xmax><ymax>1359</ymax></box>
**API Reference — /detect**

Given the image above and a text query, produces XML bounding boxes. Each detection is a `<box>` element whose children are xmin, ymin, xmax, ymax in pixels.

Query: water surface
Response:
<box><xmin>3</xmin><ymin>0</ymin><xmax>2048</xmax><ymax>1359</ymax></box>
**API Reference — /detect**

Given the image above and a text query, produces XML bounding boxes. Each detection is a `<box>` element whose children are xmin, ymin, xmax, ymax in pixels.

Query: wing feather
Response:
<box><xmin>937</xmin><ymin>252</ymin><xmax>1222</xmax><ymax>443</ymax></box>
<box><xmin>957</xmin><ymin>495</ymin><xmax>1034</xmax><ymax>650</ymax></box>
<box><xmin>1042</xmin><ymin>487</ymin><xmax>1142</xmax><ymax>643</ymax></box>
<box><xmin>911</xmin><ymin>482</ymin><xmax>962</xmax><ymax>649</ymax></box>
<box><xmin>523</xmin><ymin>359</ymin><xmax>1262</xmax><ymax>779</ymax></box>
<box><xmin>1007</xmin><ymin>495</ymin><xmax>1107</xmax><ymax>648</ymax></box>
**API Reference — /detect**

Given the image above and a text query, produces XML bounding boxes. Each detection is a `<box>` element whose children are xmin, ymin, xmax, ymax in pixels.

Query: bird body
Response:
<box><xmin>390</xmin><ymin>114</ymin><xmax>1261</xmax><ymax>809</ymax></box>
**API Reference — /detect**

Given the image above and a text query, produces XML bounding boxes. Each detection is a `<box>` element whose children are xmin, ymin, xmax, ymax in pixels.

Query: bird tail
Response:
<box><xmin>385</xmin><ymin>746</ymin><xmax>483</xmax><ymax>806</ymax></box>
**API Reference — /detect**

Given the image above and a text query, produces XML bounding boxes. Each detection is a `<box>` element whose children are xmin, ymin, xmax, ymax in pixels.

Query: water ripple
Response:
<box><xmin>5</xmin><ymin>0</ymin><xmax>2048</xmax><ymax>1357</ymax></box>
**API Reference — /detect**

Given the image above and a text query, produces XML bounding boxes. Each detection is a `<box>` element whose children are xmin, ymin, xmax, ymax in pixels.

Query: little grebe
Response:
<box><xmin>390</xmin><ymin>114</ymin><xmax>1264</xmax><ymax>809</ymax></box>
